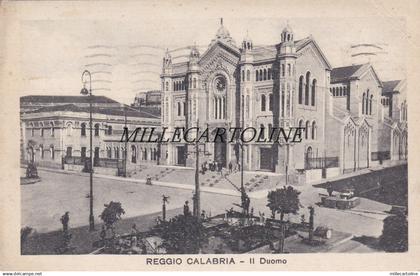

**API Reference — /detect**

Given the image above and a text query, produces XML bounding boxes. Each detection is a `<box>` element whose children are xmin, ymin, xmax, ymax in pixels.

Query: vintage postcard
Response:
<box><xmin>0</xmin><ymin>0</ymin><xmax>419</xmax><ymax>272</ymax></box>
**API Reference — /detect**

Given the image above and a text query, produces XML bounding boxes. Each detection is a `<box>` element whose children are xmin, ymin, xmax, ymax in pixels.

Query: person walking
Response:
<box><xmin>60</xmin><ymin>211</ymin><xmax>70</xmax><ymax>233</ymax></box>
<box><xmin>228</xmin><ymin>161</ymin><xmax>233</xmax><ymax>173</ymax></box>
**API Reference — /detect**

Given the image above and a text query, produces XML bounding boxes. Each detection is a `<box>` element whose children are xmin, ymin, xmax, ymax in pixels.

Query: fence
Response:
<box><xmin>305</xmin><ymin>157</ymin><xmax>339</xmax><ymax>170</ymax></box>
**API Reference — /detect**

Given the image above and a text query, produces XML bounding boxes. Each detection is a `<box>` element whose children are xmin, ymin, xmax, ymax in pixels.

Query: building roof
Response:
<box><xmin>27</xmin><ymin>103</ymin><xmax>160</xmax><ymax>119</ymax></box>
<box><xmin>382</xmin><ymin>80</ymin><xmax>402</xmax><ymax>94</ymax></box>
<box><xmin>331</xmin><ymin>64</ymin><xmax>365</xmax><ymax>83</ymax></box>
<box><xmin>20</xmin><ymin>95</ymin><xmax>119</xmax><ymax>104</ymax></box>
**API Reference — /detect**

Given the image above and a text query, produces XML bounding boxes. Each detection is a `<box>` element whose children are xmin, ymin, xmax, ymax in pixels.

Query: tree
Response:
<box><xmin>155</xmin><ymin>214</ymin><xmax>207</xmax><ymax>254</ymax></box>
<box><xmin>99</xmin><ymin>201</ymin><xmax>125</xmax><ymax>235</ymax></box>
<box><xmin>379</xmin><ymin>213</ymin><xmax>408</xmax><ymax>252</ymax></box>
<box><xmin>267</xmin><ymin>186</ymin><xmax>301</xmax><ymax>222</ymax></box>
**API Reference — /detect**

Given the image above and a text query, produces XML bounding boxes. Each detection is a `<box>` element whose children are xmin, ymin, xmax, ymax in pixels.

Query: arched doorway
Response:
<box><xmin>213</xmin><ymin>131</ymin><xmax>227</xmax><ymax>167</ymax></box>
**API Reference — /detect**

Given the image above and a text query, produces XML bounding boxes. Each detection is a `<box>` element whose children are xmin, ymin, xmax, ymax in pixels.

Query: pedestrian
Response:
<box><xmin>60</xmin><ymin>211</ymin><xmax>70</xmax><ymax>233</ymax></box>
<box><xmin>228</xmin><ymin>161</ymin><xmax>233</xmax><ymax>173</ymax></box>
<box><xmin>201</xmin><ymin>210</ymin><xmax>206</xmax><ymax>220</ymax></box>
<box><xmin>183</xmin><ymin>201</ymin><xmax>191</xmax><ymax>216</ymax></box>
<box><xmin>100</xmin><ymin>225</ymin><xmax>107</xmax><ymax>241</ymax></box>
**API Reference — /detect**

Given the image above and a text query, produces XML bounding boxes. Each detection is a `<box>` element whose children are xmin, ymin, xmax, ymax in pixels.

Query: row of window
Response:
<box><xmin>33</xmin><ymin>145</ymin><xmax>55</xmax><ymax>160</ymax></box>
<box><xmin>166</xmin><ymin>78</ymin><xmax>198</xmax><ymax>92</ymax></box>
<box><xmin>260</xmin><ymin>93</ymin><xmax>273</xmax><ymax>112</ymax></box>
<box><xmin>30</xmin><ymin>123</ymin><xmax>114</xmax><ymax>137</ymax></box>
<box><xmin>362</xmin><ymin>90</ymin><xmax>374</xmax><ymax>115</ymax></box>
<box><xmin>331</xmin><ymin>86</ymin><xmax>348</xmax><ymax>97</ymax></box>
<box><xmin>256</xmin><ymin>120</ymin><xmax>317</xmax><ymax>140</ymax></box>
<box><xmin>381</xmin><ymin>97</ymin><xmax>391</xmax><ymax>106</ymax></box>
<box><xmin>298</xmin><ymin>72</ymin><xmax>316</xmax><ymax>106</ymax></box>
<box><xmin>298</xmin><ymin>119</ymin><xmax>317</xmax><ymax>140</ymax></box>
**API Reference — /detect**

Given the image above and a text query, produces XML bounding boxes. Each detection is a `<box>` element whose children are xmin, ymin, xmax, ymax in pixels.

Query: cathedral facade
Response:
<box><xmin>159</xmin><ymin>21</ymin><xmax>333</xmax><ymax>174</ymax></box>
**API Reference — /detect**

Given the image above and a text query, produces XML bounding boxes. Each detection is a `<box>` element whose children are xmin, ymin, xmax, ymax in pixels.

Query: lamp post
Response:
<box><xmin>81</xmin><ymin>70</ymin><xmax>95</xmax><ymax>232</ymax></box>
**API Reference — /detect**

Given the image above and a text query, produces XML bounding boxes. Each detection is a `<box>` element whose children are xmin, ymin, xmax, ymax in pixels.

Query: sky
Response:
<box><xmin>18</xmin><ymin>16</ymin><xmax>406</xmax><ymax>104</ymax></box>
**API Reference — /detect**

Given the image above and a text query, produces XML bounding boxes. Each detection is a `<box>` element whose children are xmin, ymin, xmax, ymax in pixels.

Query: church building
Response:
<box><xmin>159</xmin><ymin>20</ymin><xmax>333</xmax><ymax>174</ymax></box>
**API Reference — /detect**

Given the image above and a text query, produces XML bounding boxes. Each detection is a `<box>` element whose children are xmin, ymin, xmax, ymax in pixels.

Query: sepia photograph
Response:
<box><xmin>1</xmin><ymin>0</ymin><xmax>419</xmax><ymax>272</ymax></box>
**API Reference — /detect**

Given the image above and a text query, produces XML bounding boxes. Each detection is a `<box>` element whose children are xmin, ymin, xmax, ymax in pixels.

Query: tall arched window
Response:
<box><xmin>66</xmin><ymin>123</ymin><xmax>72</xmax><ymax>136</ymax></box>
<box><xmin>267</xmin><ymin>68</ymin><xmax>271</xmax><ymax>80</ymax></box>
<box><xmin>256</xmin><ymin>70</ymin><xmax>259</xmax><ymax>81</ymax></box>
<box><xmin>260</xmin><ymin>124</ymin><xmax>265</xmax><ymax>139</ymax></box>
<box><xmin>311</xmin><ymin>121</ymin><xmax>316</xmax><ymax>140</ymax></box>
<box><xmin>50</xmin><ymin>145</ymin><xmax>54</xmax><ymax>160</ymax></box>
<box><xmin>305</xmin><ymin>121</ymin><xmax>310</xmax><ymax>139</ymax></box>
<box><xmin>263</xmin><ymin>69</ymin><xmax>267</xmax><ymax>81</ymax></box>
<box><xmin>305</xmin><ymin>72</ymin><xmax>310</xmax><ymax>105</ymax></box>
<box><xmin>369</xmin><ymin>95</ymin><xmax>373</xmax><ymax>115</ymax></box>
<box><xmin>281</xmin><ymin>64</ymin><xmax>285</xmax><ymax>77</ymax></box>
<box><xmin>193</xmin><ymin>78</ymin><xmax>197</xmax><ymax>88</ymax></box>
<box><xmin>39</xmin><ymin>144</ymin><xmax>44</xmax><ymax>159</ymax></box>
<box><xmin>242</xmin><ymin>70</ymin><xmax>245</xmax><ymax>81</ymax></box>
<box><xmin>94</xmin><ymin>123</ymin><xmax>100</xmax><ymax>136</ymax></box>
<box><xmin>287</xmin><ymin>64</ymin><xmax>291</xmax><ymax>76</ymax></box>
<box><xmin>269</xmin><ymin>93</ymin><xmax>273</xmax><ymax>111</ymax></box>
<box><xmin>50</xmin><ymin>122</ymin><xmax>54</xmax><ymax>137</ymax></box>
<box><xmin>81</xmin><ymin>123</ymin><xmax>86</xmax><ymax>136</ymax></box>
<box><xmin>311</xmin><ymin>79</ymin><xmax>317</xmax><ymax>106</ymax></box>
<box><xmin>298</xmin><ymin>76</ymin><xmax>304</xmax><ymax>104</ymax></box>
<box><xmin>362</xmin><ymin>93</ymin><xmax>366</xmax><ymax>114</ymax></box>
<box><xmin>246</xmin><ymin>70</ymin><xmax>250</xmax><ymax>81</ymax></box>
<box><xmin>131</xmin><ymin>145</ymin><xmax>137</xmax><ymax>163</ymax></box>
<box><xmin>177</xmin><ymin>102</ymin><xmax>181</xmax><ymax>116</ymax></box>
<box><xmin>259</xmin><ymin>69</ymin><xmax>263</xmax><ymax>81</ymax></box>
<box><xmin>165</xmin><ymin>81</ymin><xmax>169</xmax><ymax>91</ymax></box>
<box><xmin>365</xmin><ymin>90</ymin><xmax>370</xmax><ymax>115</ymax></box>
<box><xmin>261</xmin><ymin>94</ymin><xmax>266</xmax><ymax>111</ymax></box>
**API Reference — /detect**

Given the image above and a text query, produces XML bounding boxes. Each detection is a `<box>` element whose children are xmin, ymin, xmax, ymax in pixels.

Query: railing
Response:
<box><xmin>64</xmin><ymin>156</ymin><xmax>85</xmax><ymax>165</ymax></box>
<box><xmin>371</xmin><ymin>151</ymin><xmax>390</xmax><ymax>161</ymax></box>
<box><xmin>305</xmin><ymin>157</ymin><xmax>339</xmax><ymax>170</ymax></box>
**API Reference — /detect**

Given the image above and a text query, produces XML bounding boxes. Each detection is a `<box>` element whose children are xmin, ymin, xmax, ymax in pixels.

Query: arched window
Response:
<box><xmin>81</xmin><ymin>123</ymin><xmax>86</xmax><ymax>136</ymax></box>
<box><xmin>246</xmin><ymin>70</ymin><xmax>250</xmax><ymax>81</ymax></box>
<box><xmin>131</xmin><ymin>145</ymin><xmax>137</xmax><ymax>163</ymax></box>
<box><xmin>305</xmin><ymin>72</ymin><xmax>310</xmax><ymax>105</ymax></box>
<box><xmin>41</xmin><ymin>127</ymin><xmax>44</xmax><ymax>137</ymax></box>
<box><xmin>311</xmin><ymin>121</ymin><xmax>316</xmax><ymax>140</ymax></box>
<box><xmin>50</xmin><ymin>145</ymin><xmax>55</xmax><ymax>159</ymax></box>
<box><xmin>193</xmin><ymin>78</ymin><xmax>197</xmax><ymax>89</ymax></box>
<box><xmin>39</xmin><ymin>144</ymin><xmax>44</xmax><ymax>159</ymax></box>
<box><xmin>50</xmin><ymin>122</ymin><xmax>54</xmax><ymax>137</ymax></box>
<box><xmin>259</xmin><ymin>69</ymin><xmax>263</xmax><ymax>81</ymax></box>
<box><xmin>306</xmin><ymin>146</ymin><xmax>313</xmax><ymax>160</ymax></box>
<box><xmin>287</xmin><ymin>64</ymin><xmax>291</xmax><ymax>76</ymax></box>
<box><xmin>94</xmin><ymin>123</ymin><xmax>100</xmax><ymax>136</ymax></box>
<box><xmin>269</xmin><ymin>93</ymin><xmax>273</xmax><ymax>111</ymax></box>
<box><xmin>343</xmin><ymin>87</ymin><xmax>347</xmax><ymax>96</ymax></box>
<box><xmin>107</xmin><ymin>125</ymin><xmax>112</xmax><ymax>135</ymax></box>
<box><xmin>267</xmin><ymin>68</ymin><xmax>271</xmax><ymax>80</ymax></box>
<box><xmin>261</xmin><ymin>94</ymin><xmax>266</xmax><ymax>111</ymax></box>
<box><xmin>260</xmin><ymin>124</ymin><xmax>265</xmax><ymax>139</ymax></box>
<box><xmin>365</xmin><ymin>90</ymin><xmax>370</xmax><ymax>115</ymax></box>
<box><xmin>305</xmin><ymin>121</ymin><xmax>310</xmax><ymax>139</ymax></box>
<box><xmin>256</xmin><ymin>70</ymin><xmax>259</xmax><ymax>81</ymax></box>
<box><xmin>369</xmin><ymin>95</ymin><xmax>373</xmax><ymax>115</ymax></box>
<box><xmin>242</xmin><ymin>70</ymin><xmax>245</xmax><ymax>81</ymax></box>
<box><xmin>31</xmin><ymin>123</ymin><xmax>34</xmax><ymax>137</ymax></box>
<box><xmin>263</xmin><ymin>69</ymin><xmax>267</xmax><ymax>81</ymax></box>
<box><xmin>281</xmin><ymin>64</ymin><xmax>285</xmax><ymax>77</ymax></box>
<box><xmin>66</xmin><ymin>123</ymin><xmax>72</xmax><ymax>136</ymax></box>
<box><xmin>298</xmin><ymin>76</ymin><xmax>304</xmax><ymax>104</ymax></box>
<box><xmin>311</xmin><ymin>79</ymin><xmax>317</xmax><ymax>106</ymax></box>
<box><xmin>165</xmin><ymin>81</ymin><xmax>169</xmax><ymax>91</ymax></box>
<box><xmin>362</xmin><ymin>93</ymin><xmax>366</xmax><ymax>114</ymax></box>
<box><xmin>177</xmin><ymin>102</ymin><xmax>181</xmax><ymax>116</ymax></box>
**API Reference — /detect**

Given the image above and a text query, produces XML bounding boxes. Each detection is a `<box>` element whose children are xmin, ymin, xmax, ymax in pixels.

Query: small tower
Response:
<box><xmin>187</xmin><ymin>45</ymin><xmax>201</xmax><ymax>127</ymax></box>
<box><xmin>275</xmin><ymin>23</ymin><xmax>297</xmax><ymax>173</ymax></box>
<box><xmin>161</xmin><ymin>49</ymin><xmax>173</xmax><ymax>134</ymax></box>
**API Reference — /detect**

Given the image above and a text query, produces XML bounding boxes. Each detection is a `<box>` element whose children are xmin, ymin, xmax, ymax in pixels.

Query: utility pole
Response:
<box><xmin>241</xmin><ymin>95</ymin><xmax>245</xmax><ymax>190</ymax></box>
<box><xmin>193</xmin><ymin>120</ymin><xmax>200</xmax><ymax>218</ymax></box>
<box><xmin>123</xmin><ymin>104</ymin><xmax>127</xmax><ymax>177</ymax></box>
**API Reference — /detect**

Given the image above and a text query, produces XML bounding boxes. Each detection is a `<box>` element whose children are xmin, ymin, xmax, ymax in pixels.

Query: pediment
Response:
<box><xmin>199</xmin><ymin>41</ymin><xmax>240</xmax><ymax>81</ymax></box>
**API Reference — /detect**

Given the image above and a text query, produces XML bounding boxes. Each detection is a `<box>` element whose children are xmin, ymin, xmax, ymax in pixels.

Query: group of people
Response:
<box><xmin>200</xmin><ymin>160</ymin><xmax>241</xmax><ymax>175</ymax></box>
